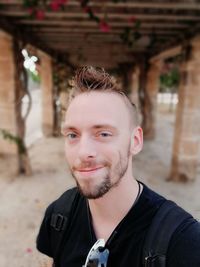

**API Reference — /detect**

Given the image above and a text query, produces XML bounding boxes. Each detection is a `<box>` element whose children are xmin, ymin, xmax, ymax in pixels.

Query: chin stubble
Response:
<box><xmin>70</xmin><ymin>141</ymin><xmax>131</xmax><ymax>199</ymax></box>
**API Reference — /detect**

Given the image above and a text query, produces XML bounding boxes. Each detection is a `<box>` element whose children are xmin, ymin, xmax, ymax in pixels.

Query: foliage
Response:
<box><xmin>27</xmin><ymin>69</ymin><xmax>41</xmax><ymax>84</ymax></box>
<box><xmin>21</xmin><ymin>0</ymin><xmax>168</xmax><ymax>51</ymax></box>
<box><xmin>120</xmin><ymin>20</ymin><xmax>141</xmax><ymax>48</ymax></box>
<box><xmin>53</xmin><ymin>62</ymin><xmax>72</xmax><ymax>93</ymax></box>
<box><xmin>0</xmin><ymin>129</ymin><xmax>26</xmax><ymax>154</ymax></box>
<box><xmin>160</xmin><ymin>66</ymin><xmax>180</xmax><ymax>92</ymax></box>
<box><xmin>22</xmin><ymin>0</ymin><xmax>144</xmax><ymax>47</ymax></box>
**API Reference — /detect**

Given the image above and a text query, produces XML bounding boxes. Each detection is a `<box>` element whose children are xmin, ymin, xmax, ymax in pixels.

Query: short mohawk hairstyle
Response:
<box><xmin>69</xmin><ymin>66</ymin><xmax>139</xmax><ymax>127</ymax></box>
<box><xmin>71</xmin><ymin>66</ymin><xmax>122</xmax><ymax>94</ymax></box>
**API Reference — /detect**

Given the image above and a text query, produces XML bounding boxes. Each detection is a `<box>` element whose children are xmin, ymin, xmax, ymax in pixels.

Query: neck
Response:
<box><xmin>88</xmin><ymin>170</ymin><xmax>142</xmax><ymax>240</ymax></box>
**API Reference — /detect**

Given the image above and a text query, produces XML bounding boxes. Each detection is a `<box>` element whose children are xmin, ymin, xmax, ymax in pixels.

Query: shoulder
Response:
<box><xmin>42</xmin><ymin>187</ymin><xmax>78</xmax><ymax>217</ymax></box>
<box><xmin>41</xmin><ymin>186</ymin><xmax>79</xmax><ymax>223</ymax></box>
<box><xmin>167</xmin><ymin>217</ymin><xmax>200</xmax><ymax>266</ymax></box>
<box><xmin>36</xmin><ymin>187</ymin><xmax>79</xmax><ymax>257</ymax></box>
<box><xmin>52</xmin><ymin>186</ymin><xmax>79</xmax><ymax>209</ymax></box>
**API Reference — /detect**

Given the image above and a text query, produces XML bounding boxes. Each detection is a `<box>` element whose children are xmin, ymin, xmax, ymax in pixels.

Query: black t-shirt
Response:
<box><xmin>37</xmin><ymin>183</ymin><xmax>200</xmax><ymax>266</ymax></box>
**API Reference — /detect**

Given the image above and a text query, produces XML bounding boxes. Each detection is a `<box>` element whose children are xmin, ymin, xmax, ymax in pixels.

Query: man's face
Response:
<box><xmin>63</xmin><ymin>91</ymin><xmax>139</xmax><ymax>199</ymax></box>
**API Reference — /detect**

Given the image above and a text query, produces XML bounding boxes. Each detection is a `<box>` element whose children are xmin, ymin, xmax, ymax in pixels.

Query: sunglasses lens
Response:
<box><xmin>86</xmin><ymin>248</ymin><xmax>109</xmax><ymax>267</ymax></box>
<box><xmin>84</xmin><ymin>239</ymin><xmax>109</xmax><ymax>267</ymax></box>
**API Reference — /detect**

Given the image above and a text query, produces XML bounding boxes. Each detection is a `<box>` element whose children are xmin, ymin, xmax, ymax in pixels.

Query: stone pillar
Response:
<box><xmin>38</xmin><ymin>51</ymin><xmax>54</xmax><ymax>136</ymax></box>
<box><xmin>169</xmin><ymin>37</ymin><xmax>200</xmax><ymax>181</ymax></box>
<box><xmin>0</xmin><ymin>30</ymin><xmax>17</xmax><ymax>155</ymax></box>
<box><xmin>128</xmin><ymin>66</ymin><xmax>140</xmax><ymax>109</ymax></box>
<box><xmin>142</xmin><ymin>60</ymin><xmax>162</xmax><ymax>139</ymax></box>
<box><xmin>119</xmin><ymin>63</ymin><xmax>141</xmax><ymax>125</ymax></box>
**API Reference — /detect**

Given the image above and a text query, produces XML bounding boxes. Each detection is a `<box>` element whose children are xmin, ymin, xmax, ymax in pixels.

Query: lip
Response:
<box><xmin>77</xmin><ymin>166</ymin><xmax>103</xmax><ymax>173</ymax></box>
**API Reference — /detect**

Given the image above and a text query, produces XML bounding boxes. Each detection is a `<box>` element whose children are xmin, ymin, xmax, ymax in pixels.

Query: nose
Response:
<box><xmin>77</xmin><ymin>135</ymin><xmax>97</xmax><ymax>161</ymax></box>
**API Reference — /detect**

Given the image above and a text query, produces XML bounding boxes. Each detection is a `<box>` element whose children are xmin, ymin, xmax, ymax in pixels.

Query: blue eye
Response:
<box><xmin>100</xmin><ymin>132</ymin><xmax>112</xmax><ymax>137</ymax></box>
<box><xmin>67</xmin><ymin>133</ymin><xmax>77</xmax><ymax>139</ymax></box>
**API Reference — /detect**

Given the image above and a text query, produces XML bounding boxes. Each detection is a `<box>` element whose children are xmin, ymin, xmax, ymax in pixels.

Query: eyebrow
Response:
<box><xmin>61</xmin><ymin>124</ymin><xmax>118</xmax><ymax>132</ymax></box>
<box><xmin>92</xmin><ymin>124</ymin><xmax>117</xmax><ymax>131</ymax></box>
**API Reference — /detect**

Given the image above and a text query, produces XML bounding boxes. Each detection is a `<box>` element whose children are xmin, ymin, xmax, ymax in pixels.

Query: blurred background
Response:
<box><xmin>0</xmin><ymin>0</ymin><xmax>200</xmax><ymax>266</ymax></box>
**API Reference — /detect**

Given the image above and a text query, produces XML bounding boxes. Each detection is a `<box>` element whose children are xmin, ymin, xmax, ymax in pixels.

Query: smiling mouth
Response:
<box><xmin>78</xmin><ymin>167</ymin><xmax>103</xmax><ymax>173</ymax></box>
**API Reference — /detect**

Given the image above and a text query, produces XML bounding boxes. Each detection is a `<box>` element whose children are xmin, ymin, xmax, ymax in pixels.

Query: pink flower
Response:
<box><xmin>128</xmin><ymin>16</ymin><xmax>136</xmax><ymax>23</ymax></box>
<box><xmin>50</xmin><ymin>0</ymin><xmax>68</xmax><ymax>11</ymax></box>
<box><xmin>26</xmin><ymin>248</ymin><xmax>32</xmax><ymax>253</ymax></box>
<box><xmin>50</xmin><ymin>1</ymin><xmax>60</xmax><ymax>11</ymax></box>
<box><xmin>83</xmin><ymin>6</ymin><xmax>90</xmax><ymax>13</ymax></box>
<box><xmin>99</xmin><ymin>21</ymin><xmax>111</xmax><ymax>33</ymax></box>
<box><xmin>28</xmin><ymin>8</ymin><xmax>34</xmax><ymax>15</ymax></box>
<box><xmin>35</xmin><ymin>10</ymin><xmax>45</xmax><ymax>20</ymax></box>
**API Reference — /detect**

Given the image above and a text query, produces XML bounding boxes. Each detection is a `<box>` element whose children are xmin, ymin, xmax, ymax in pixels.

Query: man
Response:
<box><xmin>37</xmin><ymin>66</ymin><xmax>200</xmax><ymax>267</ymax></box>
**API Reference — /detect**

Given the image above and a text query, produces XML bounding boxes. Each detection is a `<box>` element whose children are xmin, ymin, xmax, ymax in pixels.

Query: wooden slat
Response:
<box><xmin>0</xmin><ymin>0</ymin><xmax>198</xmax><ymax>65</ymax></box>
<box><xmin>1</xmin><ymin>10</ymin><xmax>200</xmax><ymax>22</ymax></box>
<box><xmin>49</xmin><ymin>46</ymin><xmax>145</xmax><ymax>52</ymax></box>
<box><xmin>1</xmin><ymin>1</ymin><xmax>200</xmax><ymax>11</ymax></box>
<box><xmin>34</xmin><ymin>33</ymin><xmax>171</xmax><ymax>39</ymax></box>
<box><xmin>17</xmin><ymin>19</ymin><xmax>189</xmax><ymax>29</ymax></box>
<box><xmin>24</xmin><ymin>27</ymin><xmax>180</xmax><ymax>34</ymax></box>
<box><xmin>150</xmin><ymin>45</ymin><xmax>182</xmax><ymax>62</ymax></box>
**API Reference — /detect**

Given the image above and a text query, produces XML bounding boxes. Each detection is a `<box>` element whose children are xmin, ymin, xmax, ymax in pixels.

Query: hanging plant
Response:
<box><xmin>0</xmin><ymin>129</ymin><xmax>26</xmax><ymax>155</ymax></box>
<box><xmin>22</xmin><ymin>0</ymin><xmax>39</xmax><ymax>9</ymax></box>
<box><xmin>22</xmin><ymin>0</ymin><xmax>141</xmax><ymax>44</ymax></box>
<box><xmin>99</xmin><ymin>20</ymin><xmax>111</xmax><ymax>32</ymax></box>
<box><xmin>35</xmin><ymin>9</ymin><xmax>45</xmax><ymax>19</ymax></box>
<box><xmin>23</xmin><ymin>0</ymin><xmax>69</xmax><ymax>18</ymax></box>
<box><xmin>80</xmin><ymin>0</ymin><xmax>111</xmax><ymax>32</ymax></box>
<box><xmin>50</xmin><ymin>1</ymin><xmax>61</xmax><ymax>11</ymax></box>
<box><xmin>147</xmin><ymin>31</ymin><xmax>157</xmax><ymax>51</ymax></box>
<box><xmin>160</xmin><ymin>63</ymin><xmax>180</xmax><ymax>92</ymax></box>
<box><xmin>49</xmin><ymin>0</ymin><xmax>69</xmax><ymax>11</ymax></box>
<box><xmin>120</xmin><ymin>19</ymin><xmax>141</xmax><ymax>48</ymax></box>
<box><xmin>84</xmin><ymin>6</ymin><xmax>100</xmax><ymax>23</ymax></box>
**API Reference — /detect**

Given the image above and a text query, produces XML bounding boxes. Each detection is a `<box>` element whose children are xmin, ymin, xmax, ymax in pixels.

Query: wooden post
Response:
<box><xmin>169</xmin><ymin>37</ymin><xmax>200</xmax><ymax>181</ymax></box>
<box><xmin>38</xmin><ymin>51</ymin><xmax>54</xmax><ymax>136</ymax></box>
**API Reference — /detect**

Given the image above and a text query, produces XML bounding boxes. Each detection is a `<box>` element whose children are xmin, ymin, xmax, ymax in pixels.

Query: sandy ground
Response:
<box><xmin>0</xmin><ymin>110</ymin><xmax>200</xmax><ymax>267</ymax></box>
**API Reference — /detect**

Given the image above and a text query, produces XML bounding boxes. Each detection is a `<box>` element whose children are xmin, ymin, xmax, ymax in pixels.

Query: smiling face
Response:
<box><xmin>63</xmin><ymin>91</ymin><xmax>142</xmax><ymax>199</ymax></box>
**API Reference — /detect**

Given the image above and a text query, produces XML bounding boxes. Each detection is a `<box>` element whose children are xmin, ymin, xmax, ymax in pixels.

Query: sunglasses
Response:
<box><xmin>84</xmin><ymin>239</ymin><xmax>109</xmax><ymax>267</ymax></box>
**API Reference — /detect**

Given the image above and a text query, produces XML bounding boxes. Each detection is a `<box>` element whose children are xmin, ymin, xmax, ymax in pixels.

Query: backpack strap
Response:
<box><xmin>143</xmin><ymin>200</ymin><xmax>192</xmax><ymax>267</ymax></box>
<box><xmin>50</xmin><ymin>187</ymin><xmax>78</xmax><ymax>266</ymax></box>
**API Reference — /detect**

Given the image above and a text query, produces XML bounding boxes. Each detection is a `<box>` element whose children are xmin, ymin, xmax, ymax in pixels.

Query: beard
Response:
<box><xmin>70</xmin><ymin>150</ymin><xmax>130</xmax><ymax>199</ymax></box>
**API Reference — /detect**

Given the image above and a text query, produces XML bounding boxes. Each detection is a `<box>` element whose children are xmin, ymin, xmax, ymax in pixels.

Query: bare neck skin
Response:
<box><xmin>88</xmin><ymin>165</ymin><xmax>143</xmax><ymax>242</ymax></box>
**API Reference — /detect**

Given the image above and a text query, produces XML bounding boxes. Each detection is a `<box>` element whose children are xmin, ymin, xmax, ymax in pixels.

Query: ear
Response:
<box><xmin>130</xmin><ymin>126</ymin><xmax>143</xmax><ymax>155</ymax></box>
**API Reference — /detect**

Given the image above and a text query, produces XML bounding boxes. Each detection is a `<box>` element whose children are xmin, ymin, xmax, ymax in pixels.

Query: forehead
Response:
<box><xmin>65</xmin><ymin>91</ymin><xmax>130</xmax><ymax>129</ymax></box>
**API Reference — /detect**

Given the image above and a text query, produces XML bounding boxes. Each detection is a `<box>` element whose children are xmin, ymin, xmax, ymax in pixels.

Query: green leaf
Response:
<box><xmin>135</xmin><ymin>20</ymin><xmax>141</xmax><ymax>29</ymax></box>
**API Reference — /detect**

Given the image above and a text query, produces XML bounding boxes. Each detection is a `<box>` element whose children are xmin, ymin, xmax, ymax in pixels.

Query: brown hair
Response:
<box><xmin>71</xmin><ymin>66</ymin><xmax>120</xmax><ymax>93</ymax></box>
<box><xmin>70</xmin><ymin>66</ymin><xmax>139</xmax><ymax>127</ymax></box>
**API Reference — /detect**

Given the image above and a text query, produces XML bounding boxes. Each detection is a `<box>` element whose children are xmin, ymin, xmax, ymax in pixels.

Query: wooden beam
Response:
<box><xmin>39</xmin><ymin>35</ymin><xmax>124</xmax><ymax>42</ymax></box>
<box><xmin>17</xmin><ymin>20</ymin><xmax>188</xmax><ymax>29</ymax></box>
<box><xmin>25</xmin><ymin>27</ymin><xmax>180</xmax><ymax>35</ymax></box>
<box><xmin>1</xmin><ymin>1</ymin><xmax>200</xmax><ymax>10</ymax></box>
<box><xmin>0</xmin><ymin>17</ymin><xmax>74</xmax><ymax>67</ymax></box>
<box><xmin>49</xmin><ymin>43</ymin><xmax>156</xmax><ymax>52</ymax></box>
<box><xmin>34</xmin><ymin>33</ymin><xmax>170</xmax><ymax>39</ymax></box>
<box><xmin>1</xmin><ymin>10</ymin><xmax>200</xmax><ymax>22</ymax></box>
<box><xmin>150</xmin><ymin>45</ymin><xmax>182</xmax><ymax>62</ymax></box>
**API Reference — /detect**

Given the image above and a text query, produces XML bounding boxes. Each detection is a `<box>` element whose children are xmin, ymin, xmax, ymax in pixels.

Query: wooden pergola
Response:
<box><xmin>0</xmin><ymin>0</ymin><xmax>200</xmax><ymax>181</ymax></box>
<box><xmin>0</xmin><ymin>0</ymin><xmax>200</xmax><ymax>68</ymax></box>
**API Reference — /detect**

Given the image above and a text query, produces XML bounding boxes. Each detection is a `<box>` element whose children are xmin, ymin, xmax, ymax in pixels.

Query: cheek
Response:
<box><xmin>64</xmin><ymin>145</ymin><xmax>76</xmax><ymax>166</ymax></box>
<box><xmin>109</xmin><ymin>141</ymin><xmax>130</xmax><ymax>165</ymax></box>
<box><xmin>119</xmin><ymin>136</ymin><xmax>131</xmax><ymax>156</ymax></box>
<box><xmin>103</xmin><ymin>149</ymin><xmax>119</xmax><ymax>167</ymax></box>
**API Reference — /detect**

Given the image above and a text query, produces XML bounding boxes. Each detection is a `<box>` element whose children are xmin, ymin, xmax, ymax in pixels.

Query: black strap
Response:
<box><xmin>50</xmin><ymin>187</ymin><xmax>78</xmax><ymax>266</ymax></box>
<box><xmin>143</xmin><ymin>200</ymin><xmax>192</xmax><ymax>267</ymax></box>
<box><xmin>51</xmin><ymin>213</ymin><xmax>68</xmax><ymax>231</ymax></box>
